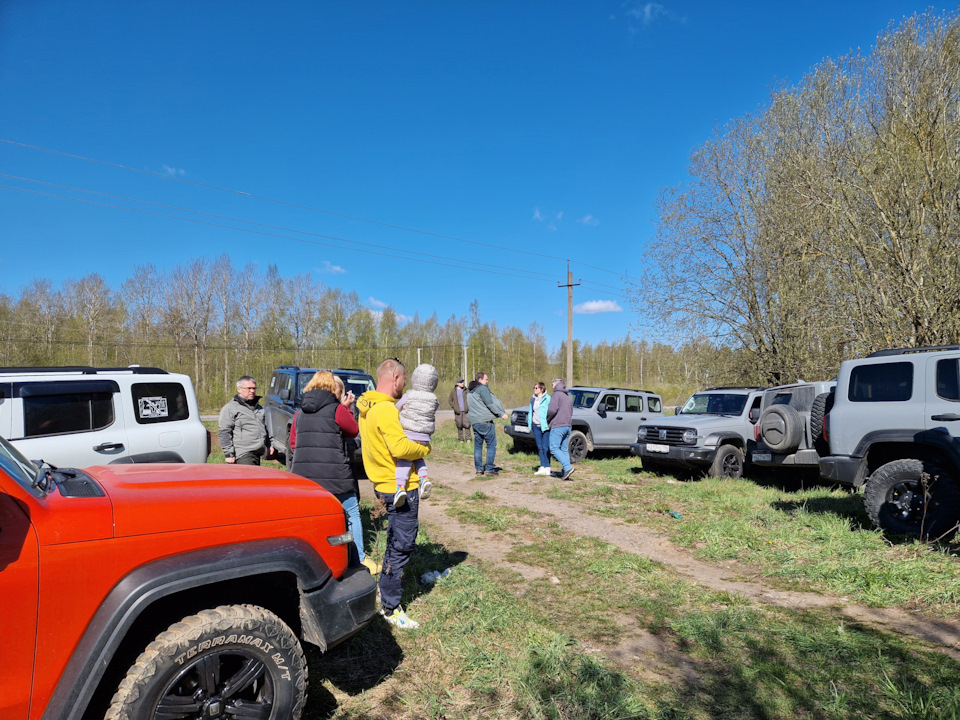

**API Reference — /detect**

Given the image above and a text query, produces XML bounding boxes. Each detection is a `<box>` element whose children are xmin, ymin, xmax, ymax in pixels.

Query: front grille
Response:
<box><xmin>514</xmin><ymin>410</ymin><xmax>529</xmax><ymax>425</ymax></box>
<box><xmin>641</xmin><ymin>426</ymin><xmax>691</xmax><ymax>445</ymax></box>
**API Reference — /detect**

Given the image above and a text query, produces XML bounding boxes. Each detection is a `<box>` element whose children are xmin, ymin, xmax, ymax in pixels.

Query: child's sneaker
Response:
<box><xmin>393</xmin><ymin>488</ymin><xmax>407</xmax><ymax>507</ymax></box>
<box><xmin>419</xmin><ymin>478</ymin><xmax>433</xmax><ymax>500</ymax></box>
<box><xmin>381</xmin><ymin>606</ymin><xmax>420</xmax><ymax>629</ymax></box>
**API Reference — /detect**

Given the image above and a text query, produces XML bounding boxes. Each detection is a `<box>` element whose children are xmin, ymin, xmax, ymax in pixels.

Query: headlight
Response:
<box><xmin>682</xmin><ymin>429</ymin><xmax>698</xmax><ymax>444</ymax></box>
<box><xmin>637</xmin><ymin>427</ymin><xmax>648</xmax><ymax>440</ymax></box>
<box><xmin>511</xmin><ymin>411</ymin><xmax>519</xmax><ymax>423</ymax></box>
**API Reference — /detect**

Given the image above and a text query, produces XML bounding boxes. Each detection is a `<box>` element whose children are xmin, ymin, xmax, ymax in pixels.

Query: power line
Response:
<box><xmin>0</xmin><ymin>174</ymin><xmax>564</xmax><ymax>284</ymax></box>
<box><xmin>1</xmin><ymin>138</ymin><xmax>628</xmax><ymax>278</ymax></box>
<box><xmin>2</xmin><ymin>183</ymin><xmax>629</xmax><ymax>291</ymax></box>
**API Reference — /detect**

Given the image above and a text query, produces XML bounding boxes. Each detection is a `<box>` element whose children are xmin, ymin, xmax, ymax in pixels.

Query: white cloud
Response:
<box><xmin>574</xmin><ymin>300</ymin><xmax>623</xmax><ymax>315</ymax></box>
<box><xmin>625</xmin><ymin>2</ymin><xmax>665</xmax><ymax>25</ymax></box>
<box><xmin>318</xmin><ymin>260</ymin><xmax>346</xmax><ymax>274</ymax></box>
<box><xmin>161</xmin><ymin>164</ymin><xmax>186</xmax><ymax>177</ymax></box>
<box><xmin>578</xmin><ymin>214</ymin><xmax>600</xmax><ymax>226</ymax></box>
<box><xmin>533</xmin><ymin>207</ymin><xmax>563</xmax><ymax>231</ymax></box>
<box><xmin>368</xmin><ymin>297</ymin><xmax>388</xmax><ymax>309</ymax></box>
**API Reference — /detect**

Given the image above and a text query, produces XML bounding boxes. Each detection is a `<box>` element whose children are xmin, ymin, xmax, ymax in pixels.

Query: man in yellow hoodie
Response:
<box><xmin>357</xmin><ymin>357</ymin><xmax>431</xmax><ymax>629</ymax></box>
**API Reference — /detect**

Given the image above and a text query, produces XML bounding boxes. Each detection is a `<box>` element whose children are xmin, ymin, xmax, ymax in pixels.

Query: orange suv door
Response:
<box><xmin>0</xmin><ymin>484</ymin><xmax>39</xmax><ymax>719</ymax></box>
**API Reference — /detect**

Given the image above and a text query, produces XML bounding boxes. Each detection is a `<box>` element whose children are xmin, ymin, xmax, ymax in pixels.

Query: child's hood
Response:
<box><xmin>357</xmin><ymin>390</ymin><xmax>396</xmax><ymax>419</ymax></box>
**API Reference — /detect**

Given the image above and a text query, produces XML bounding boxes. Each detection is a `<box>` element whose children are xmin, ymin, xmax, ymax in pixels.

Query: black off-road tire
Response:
<box><xmin>863</xmin><ymin>459</ymin><xmax>960</xmax><ymax>539</ymax></box>
<box><xmin>106</xmin><ymin>604</ymin><xmax>307</xmax><ymax>720</ymax></box>
<box><xmin>809</xmin><ymin>392</ymin><xmax>834</xmax><ymax>455</ymax></box>
<box><xmin>709</xmin><ymin>445</ymin><xmax>745</xmax><ymax>479</ymax></box>
<box><xmin>759</xmin><ymin>404</ymin><xmax>804</xmax><ymax>453</ymax></box>
<box><xmin>568</xmin><ymin>430</ymin><xmax>589</xmax><ymax>463</ymax></box>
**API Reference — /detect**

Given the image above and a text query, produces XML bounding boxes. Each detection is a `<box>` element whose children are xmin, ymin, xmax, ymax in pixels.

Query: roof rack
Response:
<box><xmin>867</xmin><ymin>345</ymin><xmax>960</xmax><ymax>358</ymax></box>
<box><xmin>0</xmin><ymin>366</ymin><xmax>168</xmax><ymax>375</ymax></box>
<box><xmin>335</xmin><ymin>368</ymin><xmax>368</xmax><ymax>374</ymax></box>
<box><xmin>704</xmin><ymin>386</ymin><xmax>766</xmax><ymax>391</ymax></box>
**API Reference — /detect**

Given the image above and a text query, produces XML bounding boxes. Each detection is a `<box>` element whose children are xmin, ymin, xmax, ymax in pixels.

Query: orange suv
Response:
<box><xmin>0</xmin><ymin>435</ymin><xmax>377</xmax><ymax>720</ymax></box>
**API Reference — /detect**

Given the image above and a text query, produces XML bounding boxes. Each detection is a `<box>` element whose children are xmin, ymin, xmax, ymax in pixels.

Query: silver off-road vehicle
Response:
<box><xmin>819</xmin><ymin>345</ymin><xmax>960</xmax><ymax>538</ymax></box>
<box><xmin>631</xmin><ymin>387</ymin><xmax>764</xmax><ymax>478</ymax></box>
<box><xmin>750</xmin><ymin>380</ymin><xmax>836</xmax><ymax>472</ymax></box>
<box><xmin>505</xmin><ymin>386</ymin><xmax>663</xmax><ymax>462</ymax></box>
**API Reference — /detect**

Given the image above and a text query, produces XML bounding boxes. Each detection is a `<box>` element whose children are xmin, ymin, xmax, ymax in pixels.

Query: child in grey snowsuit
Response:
<box><xmin>394</xmin><ymin>363</ymin><xmax>439</xmax><ymax>507</ymax></box>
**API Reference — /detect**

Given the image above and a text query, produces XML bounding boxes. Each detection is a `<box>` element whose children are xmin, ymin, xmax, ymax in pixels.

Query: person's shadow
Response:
<box><xmin>306</xmin><ymin>505</ymin><xmax>468</xmax><ymax>716</ymax></box>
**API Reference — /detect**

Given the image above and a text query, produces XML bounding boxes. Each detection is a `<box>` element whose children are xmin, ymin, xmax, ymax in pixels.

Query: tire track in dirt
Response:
<box><xmin>415</xmin><ymin>459</ymin><xmax>960</xmax><ymax>657</ymax></box>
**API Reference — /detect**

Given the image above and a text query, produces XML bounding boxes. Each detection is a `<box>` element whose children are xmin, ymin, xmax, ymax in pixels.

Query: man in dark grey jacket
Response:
<box><xmin>547</xmin><ymin>378</ymin><xmax>575</xmax><ymax>480</ymax></box>
<box><xmin>467</xmin><ymin>371</ymin><xmax>508</xmax><ymax>476</ymax></box>
<box><xmin>219</xmin><ymin>375</ymin><xmax>275</xmax><ymax>465</ymax></box>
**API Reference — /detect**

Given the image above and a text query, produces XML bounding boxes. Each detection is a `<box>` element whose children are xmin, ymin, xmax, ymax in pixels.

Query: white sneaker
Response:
<box><xmin>394</xmin><ymin>488</ymin><xmax>407</xmax><ymax>507</ymax></box>
<box><xmin>419</xmin><ymin>478</ymin><xmax>433</xmax><ymax>500</ymax></box>
<box><xmin>381</xmin><ymin>606</ymin><xmax>420</xmax><ymax>629</ymax></box>
<box><xmin>535</xmin><ymin>467</ymin><xmax>549</xmax><ymax>476</ymax></box>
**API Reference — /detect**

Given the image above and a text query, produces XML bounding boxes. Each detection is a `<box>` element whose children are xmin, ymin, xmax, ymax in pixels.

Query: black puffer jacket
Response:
<box><xmin>290</xmin><ymin>389</ymin><xmax>354</xmax><ymax>495</ymax></box>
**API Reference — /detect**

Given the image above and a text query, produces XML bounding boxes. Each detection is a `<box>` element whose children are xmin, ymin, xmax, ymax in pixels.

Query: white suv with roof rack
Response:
<box><xmin>819</xmin><ymin>345</ymin><xmax>960</xmax><ymax>537</ymax></box>
<box><xmin>0</xmin><ymin>366</ymin><xmax>209</xmax><ymax>467</ymax></box>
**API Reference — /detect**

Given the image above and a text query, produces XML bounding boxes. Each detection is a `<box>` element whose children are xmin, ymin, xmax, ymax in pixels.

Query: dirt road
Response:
<box><xmin>379</xmin><ymin>457</ymin><xmax>960</xmax><ymax>657</ymax></box>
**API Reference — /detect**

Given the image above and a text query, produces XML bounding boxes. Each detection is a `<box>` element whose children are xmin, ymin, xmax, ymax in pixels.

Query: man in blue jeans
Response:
<box><xmin>467</xmin><ymin>371</ymin><xmax>508</xmax><ymax>476</ymax></box>
<box><xmin>547</xmin><ymin>378</ymin><xmax>576</xmax><ymax>481</ymax></box>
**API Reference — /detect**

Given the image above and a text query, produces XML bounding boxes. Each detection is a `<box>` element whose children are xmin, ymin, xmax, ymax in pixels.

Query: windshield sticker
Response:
<box><xmin>138</xmin><ymin>396</ymin><xmax>169</xmax><ymax>419</ymax></box>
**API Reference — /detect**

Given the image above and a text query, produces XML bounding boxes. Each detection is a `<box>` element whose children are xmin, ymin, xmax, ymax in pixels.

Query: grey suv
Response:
<box><xmin>264</xmin><ymin>366</ymin><xmax>375</xmax><ymax>469</ymax></box>
<box><xmin>505</xmin><ymin>386</ymin><xmax>663</xmax><ymax>462</ymax></box>
<box><xmin>751</xmin><ymin>380</ymin><xmax>836</xmax><ymax>472</ymax></box>
<box><xmin>631</xmin><ymin>387</ymin><xmax>764</xmax><ymax>478</ymax></box>
<box><xmin>819</xmin><ymin>346</ymin><xmax>960</xmax><ymax>537</ymax></box>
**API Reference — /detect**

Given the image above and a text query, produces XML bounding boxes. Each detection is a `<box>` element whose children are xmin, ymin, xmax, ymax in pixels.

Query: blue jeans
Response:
<box><xmin>335</xmin><ymin>491</ymin><xmax>364</xmax><ymax>562</ymax></box>
<box><xmin>533</xmin><ymin>425</ymin><xmax>551</xmax><ymax>467</ymax></box>
<box><xmin>473</xmin><ymin>421</ymin><xmax>497</xmax><ymax>473</ymax></box>
<box><xmin>375</xmin><ymin>487</ymin><xmax>420</xmax><ymax>613</ymax></box>
<box><xmin>549</xmin><ymin>426</ymin><xmax>572</xmax><ymax>473</ymax></box>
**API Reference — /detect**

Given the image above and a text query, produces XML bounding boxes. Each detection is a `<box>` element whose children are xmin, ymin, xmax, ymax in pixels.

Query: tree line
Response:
<box><xmin>0</xmin><ymin>257</ymin><xmax>740</xmax><ymax>410</ymax></box>
<box><xmin>633</xmin><ymin>10</ymin><xmax>960</xmax><ymax>383</ymax></box>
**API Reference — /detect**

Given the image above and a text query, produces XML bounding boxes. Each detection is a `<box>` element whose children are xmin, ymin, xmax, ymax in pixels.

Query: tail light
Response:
<box><xmin>754</xmin><ymin>424</ymin><xmax>761</xmax><ymax>442</ymax></box>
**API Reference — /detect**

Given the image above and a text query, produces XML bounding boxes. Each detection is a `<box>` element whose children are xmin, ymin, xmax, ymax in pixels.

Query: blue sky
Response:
<box><xmin>0</xmin><ymin>1</ymin><xmax>944</xmax><ymax>351</ymax></box>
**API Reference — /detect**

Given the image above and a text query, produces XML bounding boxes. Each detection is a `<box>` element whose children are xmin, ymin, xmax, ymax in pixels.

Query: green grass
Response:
<box><xmin>202</xmin><ymin>418</ymin><xmax>960</xmax><ymax>719</ymax></box>
<box><xmin>310</xmin><ymin>488</ymin><xmax>960</xmax><ymax>720</ymax></box>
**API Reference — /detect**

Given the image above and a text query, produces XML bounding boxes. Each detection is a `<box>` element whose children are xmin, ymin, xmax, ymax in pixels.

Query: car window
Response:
<box><xmin>341</xmin><ymin>375</ymin><xmax>374</xmax><ymax>397</ymax></box>
<box><xmin>131</xmin><ymin>383</ymin><xmax>190</xmax><ymax>424</ymax></box>
<box><xmin>296</xmin><ymin>373</ymin><xmax>312</xmax><ymax>396</ymax></box>
<box><xmin>600</xmin><ymin>394</ymin><xmax>620</xmax><ymax>412</ymax></box>
<box><xmin>625</xmin><ymin>395</ymin><xmax>642</xmax><ymax>412</ymax></box>
<box><xmin>936</xmin><ymin>358</ymin><xmax>960</xmax><ymax>401</ymax></box>
<box><xmin>0</xmin><ymin>435</ymin><xmax>40</xmax><ymax>491</ymax></box>
<box><xmin>23</xmin><ymin>391</ymin><xmax>115</xmax><ymax>437</ymax></box>
<box><xmin>569</xmin><ymin>389</ymin><xmax>598</xmax><ymax>409</ymax></box>
<box><xmin>849</xmin><ymin>362</ymin><xmax>913</xmax><ymax>402</ymax></box>
<box><xmin>647</xmin><ymin>396</ymin><xmax>662</xmax><ymax>413</ymax></box>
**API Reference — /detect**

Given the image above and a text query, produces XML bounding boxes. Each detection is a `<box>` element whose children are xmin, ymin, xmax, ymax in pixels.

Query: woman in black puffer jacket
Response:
<box><xmin>290</xmin><ymin>370</ymin><xmax>378</xmax><ymax>573</ymax></box>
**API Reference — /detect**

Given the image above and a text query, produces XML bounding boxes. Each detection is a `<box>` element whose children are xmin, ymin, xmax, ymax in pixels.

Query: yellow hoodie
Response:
<box><xmin>357</xmin><ymin>390</ymin><xmax>431</xmax><ymax>493</ymax></box>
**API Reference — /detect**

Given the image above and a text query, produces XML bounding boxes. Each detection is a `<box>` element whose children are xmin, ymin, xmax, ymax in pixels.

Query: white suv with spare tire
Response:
<box><xmin>819</xmin><ymin>345</ymin><xmax>960</xmax><ymax>538</ymax></box>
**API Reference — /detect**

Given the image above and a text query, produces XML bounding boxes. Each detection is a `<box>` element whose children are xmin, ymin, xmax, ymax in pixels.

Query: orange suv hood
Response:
<box><xmin>88</xmin><ymin>463</ymin><xmax>340</xmax><ymax>537</ymax></box>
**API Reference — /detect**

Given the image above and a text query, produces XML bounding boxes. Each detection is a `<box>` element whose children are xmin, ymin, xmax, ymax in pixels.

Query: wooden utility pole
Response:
<box><xmin>558</xmin><ymin>261</ymin><xmax>580</xmax><ymax>387</ymax></box>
